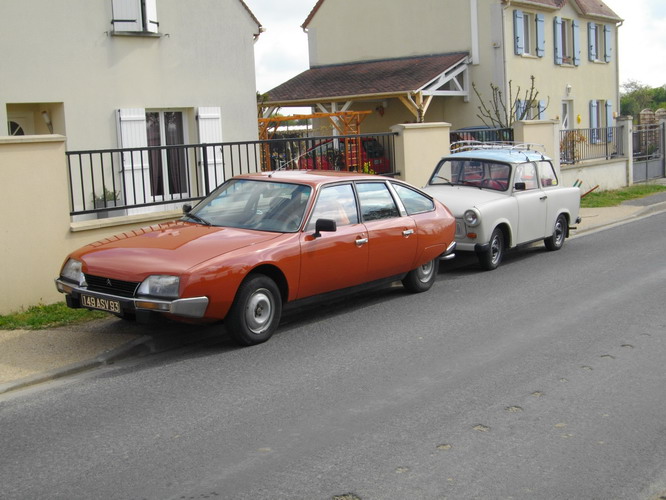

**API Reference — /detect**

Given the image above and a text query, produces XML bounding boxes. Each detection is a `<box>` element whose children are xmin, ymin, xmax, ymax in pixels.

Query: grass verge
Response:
<box><xmin>581</xmin><ymin>184</ymin><xmax>666</xmax><ymax>208</ymax></box>
<box><xmin>0</xmin><ymin>302</ymin><xmax>108</xmax><ymax>330</ymax></box>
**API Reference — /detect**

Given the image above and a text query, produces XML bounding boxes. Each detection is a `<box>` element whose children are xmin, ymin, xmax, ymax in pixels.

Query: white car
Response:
<box><xmin>423</xmin><ymin>143</ymin><xmax>581</xmax><ymax>270</ymax></box>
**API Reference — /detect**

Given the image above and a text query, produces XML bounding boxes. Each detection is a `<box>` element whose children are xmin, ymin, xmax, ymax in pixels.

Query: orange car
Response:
<box><xmin>55</xmin><ymin>171</ymin><xmax>456</xmax><ymax>345</ymax></box>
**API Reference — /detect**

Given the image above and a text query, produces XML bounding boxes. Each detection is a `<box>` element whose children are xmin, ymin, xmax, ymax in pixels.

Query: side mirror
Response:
<box><xmin>183</xmin><ymin>204</ymin><xmax>192</xmax><ymax>214</ymax></box>
<box><xmin>314</xmin><ymin>218</ymin><xmax>337</xmax><ymax>238</ymax></box>
<box><xmin>514</xmin><ymin>182</ymin><xmax>526</xmax><ymax>191</ymax></box>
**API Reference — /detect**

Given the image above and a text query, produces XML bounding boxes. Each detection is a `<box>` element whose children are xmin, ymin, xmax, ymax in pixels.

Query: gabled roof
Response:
<box><xmin>505</xmin><ymin>0</ymin><xmax>621</xmax><ymax>21</ymax></box>
<box><xmin>303</xmin><ymin>0</ymin><xmax>622</xmax><ymax>28</ymax></box>
<box><xmin>237</xmin><ymin>0</ymin><xmax>263</xmax><ymax>34</ymax></box>
<box><xmin>266</xmin><ymin>52</ymin><xmax>469</xmax><ymax>106</ymax></box>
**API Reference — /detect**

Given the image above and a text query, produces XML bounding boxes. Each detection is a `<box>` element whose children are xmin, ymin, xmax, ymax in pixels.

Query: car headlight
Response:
<box><xmin>137</xmin><ymin>275</ymin><xmax>180</xmax><ymax>299</ymax></box>
<box><xmin>464</xmin><ymin>209</ymin><xmax>480</xmax><ymax>227</ymax></box>
<box><xmin>60</xmin><ymin>259</ymin><xmax>87</xmax><ymax>286</ymax></box>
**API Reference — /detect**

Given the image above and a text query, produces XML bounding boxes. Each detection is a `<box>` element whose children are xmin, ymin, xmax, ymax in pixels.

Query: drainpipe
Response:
<box><xmin>470</xmin><ymin>0</ymin><xmax>479</xmax><ymax>65</ymax></box>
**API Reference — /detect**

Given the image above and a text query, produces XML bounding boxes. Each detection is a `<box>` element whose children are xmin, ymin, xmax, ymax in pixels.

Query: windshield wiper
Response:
<box><xmin>433</xmin><ymin>175</ymin><xmax>453</xmax><ymax>185</ymax></box>
<box><xmin>183</xmin><ymin>212</ymin><xmax>211</xmax><ymax>226</ymax></box>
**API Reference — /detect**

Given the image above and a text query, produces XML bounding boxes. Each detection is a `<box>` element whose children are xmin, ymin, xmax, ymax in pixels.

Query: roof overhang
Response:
<box><xmin>263</xmin><ymin>53</ymin><xmax>471</xmax><ymax>121</ymax></box>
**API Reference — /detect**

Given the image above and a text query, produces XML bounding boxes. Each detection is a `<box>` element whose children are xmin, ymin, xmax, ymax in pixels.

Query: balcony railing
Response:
<box><xmin>560</xmin><ymin>126</ymin><xmax>624</xmax><ymax>165</ymax></box>
<box><xmin>65</xmin><ymin>133</ymin><xmax>397</xmax><ymax>218</ymax></box>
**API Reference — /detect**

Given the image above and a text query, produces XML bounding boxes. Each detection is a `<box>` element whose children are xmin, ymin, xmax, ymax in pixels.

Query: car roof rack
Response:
<box><xmin>450</xmin><ymin>140</ymin><xmax>545</xmax><ymax>153</ymax></box>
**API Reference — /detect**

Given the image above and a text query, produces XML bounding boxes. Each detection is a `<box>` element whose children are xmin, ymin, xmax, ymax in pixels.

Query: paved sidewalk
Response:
<box><xmin>2</xmin><ymin>192</ymin><xmax>666</xmax><ymax>395</ymax></box>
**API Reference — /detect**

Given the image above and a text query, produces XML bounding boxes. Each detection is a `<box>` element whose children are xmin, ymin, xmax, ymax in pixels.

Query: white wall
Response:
<box><xmin>0</xmin><ymin>0</ymin><xmax>261</xmax><ymax>150</ymax></box>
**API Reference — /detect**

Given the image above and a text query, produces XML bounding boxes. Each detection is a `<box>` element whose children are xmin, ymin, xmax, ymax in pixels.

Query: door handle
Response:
<box><xmin>402</xmin><ymin>229</ymin><xmax>414</xmax><ymax>236</ymax></box>
<box><xmin>540</xmin><ymin>195</ymin><xmax>548</xmax><ymax>201</ymax></box>
<box><xmin>355</xmin><ymin>237</ymin><xmax>368</xmax><ymax>246</ymax></box>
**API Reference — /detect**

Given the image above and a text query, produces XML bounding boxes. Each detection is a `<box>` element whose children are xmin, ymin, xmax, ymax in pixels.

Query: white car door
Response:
<box><xmin>514</xmin><ymin>162</ymin><xmax>548</xmax><ymax>244</ymax></box>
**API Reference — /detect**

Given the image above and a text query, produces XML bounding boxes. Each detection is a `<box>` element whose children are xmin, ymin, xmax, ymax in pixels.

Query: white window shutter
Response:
<box><xmin>572</xmin><ymin>20</ymin><xmax>581</xmax><ymax>66</ymax></box>
<box><xmin>513</xmin><ymin>10</ymin><xmax>524</xmax><ymax>55</ymax></box>
<box><xmin>588</xmin><ymin>22</ymin><xmax>597</xmax><ymax>61</ymax></box>
<box><xmin>536</xmin><ymin>14</ymin><xmax>545</xmax><ymax>57</ymax></box>
<box><xmin>554</xmin><ymin>17</ymin><xmax>563</xmax><ymax>65</ymax></box>
<box><xmin>117</xmin><ymin>108</ymin><xmax>150</xmax><ymax>203</ymax></box>
<box><xmin>197</xmin><ymin>107</ymin><xmax>224</xmax><ymax>192</ymax></box>
<box><xmin>604</xmin><ymin>25</ymin><xmax>612</xmax><ymax>62</ymax></box>
<box><xmin>144</xmin><ymin>0</ymin><xmax>159</xmax><ymax>33</ymax></box>
<box><xmin>111</xmin><ymin>0</ymin><xmax>142</xmax><ymax>32</ymax></box>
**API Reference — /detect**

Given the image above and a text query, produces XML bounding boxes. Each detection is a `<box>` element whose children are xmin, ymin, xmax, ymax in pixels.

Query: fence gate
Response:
<box><xmin>633</xmin><ymin>123</ymin><xmax>665</xmax><ymax>182</ymax></box>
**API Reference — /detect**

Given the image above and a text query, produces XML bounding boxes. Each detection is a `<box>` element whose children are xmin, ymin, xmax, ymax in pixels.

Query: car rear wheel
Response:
<box><xmin>227</xmin><ymin>274</ymin><xmax>282</xmax><ymax>346</ymax></box>
<box><xmin>478</xmin><ymin>227</ymin><xmax>504</xmax><ymax>270</ymax></box>
<box><xmin>544</xmin><ymin>213</ymin><xmax>568</xmax><ymax>251</ymax></box>
<box><xmin>402</xmin><ymin>258</ymin><xmax>439</xmax><ymax>293</ymax></box>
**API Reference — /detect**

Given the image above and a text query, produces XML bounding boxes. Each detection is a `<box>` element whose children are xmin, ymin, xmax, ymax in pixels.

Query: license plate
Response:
<box><xmin>80</xmin><ymin>294</ymin><xmax>121</xmax><ymax>313</ymax></box>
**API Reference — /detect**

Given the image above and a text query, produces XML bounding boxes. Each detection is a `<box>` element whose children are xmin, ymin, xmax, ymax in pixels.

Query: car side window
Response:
<box><xmin>306</xmin><ymin>184</ymin><xmax>358</xmax><ymax>231</ymax></box>
<box><xmin>357</xmin><ymin>182</ymin><xmax>400</xmax><ymax>221</ymax></box>
<box><xmin>537</xmin><ymin>161</ymin><xmax>559</xmax><ymax>187</ymax></box>
<box><xmin>392</xmin><ymin>183</ymin><xmax>434</xmax><ymax>215</ymax></box>
<box><xmin>514</xmin><ymin>162</ymin><xmax>538</xmax><ymax>190</ymax></box>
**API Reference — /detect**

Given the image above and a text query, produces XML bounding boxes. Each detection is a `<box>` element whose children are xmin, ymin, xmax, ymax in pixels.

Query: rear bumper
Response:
<box><xmin>55</xmin><ymin>279</ymin><xmax>209</xmax><ymax>319</ymax></box>
<box><xmin>439</xmin><ymin>241</ymin><xmax>457</xmax><ymax>261</ymax></box>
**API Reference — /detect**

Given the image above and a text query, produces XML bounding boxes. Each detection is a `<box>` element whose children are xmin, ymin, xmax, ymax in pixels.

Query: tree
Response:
<box><xmin>620</xmin><ymin>80</ymin><xmax>666</xmax><ymax>118</ymax></box>
<box><xmin>472</xmin><ymin>75</ymin><xmax>549</xmax><ymax>129</ymax></box>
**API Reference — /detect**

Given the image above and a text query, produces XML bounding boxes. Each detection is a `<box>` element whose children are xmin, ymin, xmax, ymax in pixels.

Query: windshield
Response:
<box><xmin>429</xmin><ymin>159</ymin><xmax>511</xmax><ymax>192</ymax></box>
<box><xmin>186</xmin><ymin>179</ymin><xmax>312</xmax><ymax>232</ymax></box>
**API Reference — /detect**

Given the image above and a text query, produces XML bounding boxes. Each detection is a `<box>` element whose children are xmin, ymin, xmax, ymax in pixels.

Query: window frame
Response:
<box><xmin>111</xmin><ymin>0</ymin><xmax>159</xmax><ymax>35</ymax></box>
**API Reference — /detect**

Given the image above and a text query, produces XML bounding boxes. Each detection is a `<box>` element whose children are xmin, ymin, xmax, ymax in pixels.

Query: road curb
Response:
<box><xmin>0</xmin><ymin>335</ymin><xmax>154</xmax><ymax>396</ymax></box>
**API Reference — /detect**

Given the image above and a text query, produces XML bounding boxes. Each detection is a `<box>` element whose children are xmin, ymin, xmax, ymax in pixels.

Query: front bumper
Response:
<box><xmin>55</xmin><ymin>279</ymin><xmax>209</xmax><ymax>319</ymax></box>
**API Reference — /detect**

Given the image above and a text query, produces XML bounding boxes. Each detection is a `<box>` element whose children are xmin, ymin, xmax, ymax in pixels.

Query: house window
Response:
<box><xmin>516</xmin><ymin>100</ymin><xmax>547</xmax><ymax>121</ymax></box>
<box><xmin>112</xmin><ymin>0</ymin><xmax>159</xmax><ymax>34</ymax></box>
<box><xmin>554</xmin><ymin>17</ymin><xmax>580</xmax><ymax>66</ymax></box>
<box><xmin>588</xmin><ymin>23</ymin><xmax>612</xmax><ymax>62</ymax></box>
<box><xmin>146</xmin><ymin>111</ymin><xmax>187</xmax><ymax>197</ymax></box>
<box><xmin>513</xmin><ymin>10</ymin><xmax>545</xmax><ymax>57</ymax></box>
<box><xmin>561</xmin><ymin>100</ymin><xmax>573</xmax><ymax>129</ymax></box>
<box><xmin>590</xmin><ymin>100</ymin><xmax>614</xmax><ymax>143</ymax></box>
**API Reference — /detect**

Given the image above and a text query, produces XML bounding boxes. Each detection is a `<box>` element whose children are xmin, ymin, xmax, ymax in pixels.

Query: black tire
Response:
<box><xmin>402</xmin><ymin>258</ymin><xmax>439</xmax><ymax>293</ymax></box>
<box><xmin>478</xmin><ymin>227</ymin><xmax>504</xmax><ymax>270</ymax></box>
<box><xmin>227</xmin><ymin>274</ymin><xmax>282</xmax><ymax>346</ymax></box>
<box><xmin>544</xmin><ymin>213</ymin><xmax>568</xmax><ymax>251</ymax></box>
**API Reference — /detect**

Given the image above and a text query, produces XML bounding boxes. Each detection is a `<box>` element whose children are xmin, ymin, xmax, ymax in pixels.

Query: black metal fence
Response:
<box><xmin>450</xmin><ymin>127</ymin><xmax>513</xmax><ymax>143</ymax></box>
<box><xmin>66</xmin><ymin>133</ymin><xmax>397</xmax><ymax>218</ymax></box>
<box><xmin>559</xmin><ymin>126</ymin><xmax>624</xmax><ymax>164</ymax></box>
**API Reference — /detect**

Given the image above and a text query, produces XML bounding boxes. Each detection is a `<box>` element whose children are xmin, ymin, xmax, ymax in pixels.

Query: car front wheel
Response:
<box><xmin>402</xmin><ymin>258</ymin><xmax>439</xmax><ymax>293</ymax></box>
<box><xmin>478</xmin><ymin>227</ymin><xmax>504</xmax><ymax>270</ymax></box>
<box><xmin>544</xmin><ymin>213</ymin><xmax>568</xmax><ymax>251</ymax></box>
<box><xmin>227</xmin><ymin>274</ymin><xmax>282</xmax><ymax>346</ymax></box>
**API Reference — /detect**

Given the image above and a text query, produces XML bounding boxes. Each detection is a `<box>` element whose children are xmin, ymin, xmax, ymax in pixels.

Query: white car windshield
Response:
<box><xmin>430</xmin><ymin>159</ymin><xmax>511</xmax><ymax>192</ymax></box>
<box><xmin>186</xmin><ymin>179</ymin><xmax>312</xmax><ymax>232</ymax></box>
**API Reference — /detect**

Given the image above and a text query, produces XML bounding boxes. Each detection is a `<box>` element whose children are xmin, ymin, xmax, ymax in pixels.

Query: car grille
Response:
<box><xmin>85</xmin><ymin>274</ymin><xmax>140</xmax><ymax>298</ymax></box>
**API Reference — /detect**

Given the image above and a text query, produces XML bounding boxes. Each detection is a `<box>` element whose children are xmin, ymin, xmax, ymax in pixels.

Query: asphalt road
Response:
<box><xmin>1</xmin><ymin>213</ymin><xmax>666</xmax><ymax>500</ymax></box>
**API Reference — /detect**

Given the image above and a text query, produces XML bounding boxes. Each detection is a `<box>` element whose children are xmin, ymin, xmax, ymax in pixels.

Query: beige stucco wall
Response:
<box><xmin>391</xmin><ymin>123</ymin><xmax>451</xmax><ymax>188</ymax></box>
<box><xmin>305</xmin><ymin>0</ymin><xmax>620</xmax><ymax>132</ymax></box>
<box><xmin>0</xmin><ymin>137</ymin><xmax>181</xmax><ymax>315</ymax></box>
<box><xmin>0</xmin><ymin>0</ymin><xmax>260</xmax><ymax>150</ymax></box>
<box><xmin>503</xmin><ymin>2</ymin><xmax>620</xmax><ymax>129</ymax></box>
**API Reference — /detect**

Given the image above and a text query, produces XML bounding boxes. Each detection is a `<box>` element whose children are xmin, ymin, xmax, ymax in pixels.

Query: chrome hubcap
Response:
<box><xmin>416</xmin><ymin>260</ymin><xmax>434</xmax><ymax>283</ymax></box>
<box><xmin>245</xmin><ymin>288</ymin><xmax>274</xmax><ymax>334</ymax></box>
<box><xmin>490</xmin><ymin>235</ymin><xmax>502</xmax><ymax>264</ymax></box>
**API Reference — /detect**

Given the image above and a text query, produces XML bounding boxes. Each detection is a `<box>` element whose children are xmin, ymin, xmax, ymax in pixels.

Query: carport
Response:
<box><xmin>263</xmin><ymin>52</ymin><xmax>471</xmax><ymax>123</ymax></box>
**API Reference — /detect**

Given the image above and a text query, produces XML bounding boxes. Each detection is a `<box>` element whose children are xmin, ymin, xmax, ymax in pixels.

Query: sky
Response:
<box><xmin>244</xmin><ymin>0</ymin><xmax>666</xmax><ymax>95</ymax></box>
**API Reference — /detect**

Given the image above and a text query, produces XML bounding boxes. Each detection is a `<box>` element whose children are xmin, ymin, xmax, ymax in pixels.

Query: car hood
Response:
<box><xmin>71</xmin><ymin>221</ymin><xmax>283</xmax><ymax>280</ymax></box>
<box><xmin>423</xmin><ymin>185</ymin><xmax>506</xmax><ymax>217</ymax></box>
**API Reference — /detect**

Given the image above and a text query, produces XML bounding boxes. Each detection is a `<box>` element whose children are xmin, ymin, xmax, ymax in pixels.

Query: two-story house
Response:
<box><xmin>2</xmin><ymin>0</ymin><xmax>262</xmax><ymax>207</ymax></box>
<box><xmin>264</xmin><ymin>0</ymin><xmax>621</xmax><ymax>135</ymax></box>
